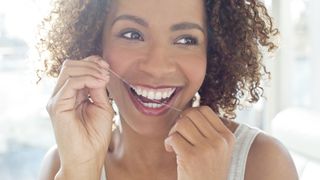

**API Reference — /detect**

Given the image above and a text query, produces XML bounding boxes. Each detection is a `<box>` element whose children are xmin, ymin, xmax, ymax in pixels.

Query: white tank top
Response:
<box><xmin>100</xmin><ymin>123</ymin><xmax>261</xmax><ymax>180</ymax></box>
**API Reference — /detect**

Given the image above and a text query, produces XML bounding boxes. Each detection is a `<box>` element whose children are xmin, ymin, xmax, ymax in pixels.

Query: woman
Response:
<box><xmin>38</xmin><ymin>0</ymin><xmax>298</xmax><ymax>179</ymax></box>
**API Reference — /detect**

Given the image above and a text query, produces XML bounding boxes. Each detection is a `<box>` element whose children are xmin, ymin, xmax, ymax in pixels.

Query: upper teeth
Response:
<box><xmin>131</xmin><ymin>85</ymin><xmax>176</xmax><ymax>100</ymax></box>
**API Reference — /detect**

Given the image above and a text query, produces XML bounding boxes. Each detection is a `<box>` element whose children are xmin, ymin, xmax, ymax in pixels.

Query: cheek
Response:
<box><xmin>102</xmin><ymin>45</ymin><xmax>131</xmax><ymax>99</ymax></box>
<box><xmin>103</xmin><ymin>46</ymin><xmax>130</xmax><ymax>72</ymax></box>
<box><xmin>102</xmin><ymin>44</ymin><xmax>146</xmax><ymax>98</ymax></box>
<box><xmin>180</xmin><ymin>54</ymin><xmax>207</xmax><ymax>89</ymax></box>
<box><xmin>103</xmin><ymin>43</ymin><xmax>147</xmax><ymax>73</ymax></box>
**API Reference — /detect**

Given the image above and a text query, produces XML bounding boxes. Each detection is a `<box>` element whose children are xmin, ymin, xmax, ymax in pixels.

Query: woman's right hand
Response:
<box><xmin>46</xmin><ymin>55</ymin><xmax>114</xmax><ymax>179</ymax></box>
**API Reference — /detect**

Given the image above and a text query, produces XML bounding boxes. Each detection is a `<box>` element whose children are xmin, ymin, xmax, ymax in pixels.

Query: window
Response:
<box><xmin>0</xmin><ymin>0</ymin><xmax>53</xmax><ymax>179</ymax></box>
<box><xmin>237</xmin><ymin>0</ymin><xmax>320</xmax><ymax>131</ymax></box>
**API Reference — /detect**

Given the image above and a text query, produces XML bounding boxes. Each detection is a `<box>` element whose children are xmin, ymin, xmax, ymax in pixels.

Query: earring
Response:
<box><xmin>108</xmin><ymin>96</ymin><xmax>117</xmax><ymax>115</ymax></box>
<box><xmin>105</xmin><ymin>89</ymin><xmax>118</xmax><ymax>129</ymax></box>
<box><xmin>192</xmin><ymin>92</ymin><xmax>200</xmax><ymax>107</ymax></box>
<box><xmin>107</xmin><ymin>96</ymin><xmax>119</xmax><ymax>130</ymax></box>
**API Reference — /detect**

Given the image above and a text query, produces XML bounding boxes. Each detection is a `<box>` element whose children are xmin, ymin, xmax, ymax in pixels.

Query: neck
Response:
<box><xmin>108</xmin><ymin>116</ymin><xmax>177</xmax><ymax>175</ymax></box>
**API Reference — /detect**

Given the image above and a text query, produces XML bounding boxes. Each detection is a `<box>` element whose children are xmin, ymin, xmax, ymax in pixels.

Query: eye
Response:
<box><xmin>175</xmin><ymin>36</ymin><xmax>198</xmax><ymax>46</ymax></box>
<box><xmin>119</xmin><ymin>29</ymin><xmax>144</xmax><ymax>41</ymax></box>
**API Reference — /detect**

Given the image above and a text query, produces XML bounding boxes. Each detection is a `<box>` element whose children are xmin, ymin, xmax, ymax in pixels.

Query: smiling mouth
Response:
<box><xmin>126</xmin><ymin>84</ymin><xmax>181</xmax><ymax>115</ymax></box>
<box><xmin>131</xmin><ymin>86</ymin><xmax>176</xmax><ymax>106</ymax></box>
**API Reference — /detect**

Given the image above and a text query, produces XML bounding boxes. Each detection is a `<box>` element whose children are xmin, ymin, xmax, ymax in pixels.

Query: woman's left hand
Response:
<box><xmin>164</xmin><ymin>106</ymin><xmax>236</xmax><ymax>180</ymax></box>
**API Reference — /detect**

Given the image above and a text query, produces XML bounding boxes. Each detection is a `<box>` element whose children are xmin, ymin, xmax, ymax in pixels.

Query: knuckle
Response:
<box><xmin>199</xmin><ymin>105</ymin><xmax>210</xmax><ymax>112</ymax></box>
<box><xmin>214</xmin><ymin>136</ymin><xmax>228</xmax><ymax>147</ymax></box>
<box><xmin>62</xmin><ymin>59</ymin><xmax>71</xmax><ymax>67</ymax></box>
<box><xmin>88</xmin><ymin>55</ymin><xmax>99</xmax><ymax>59</ymax></box>
<box><xmin>46</xmin><ymin>98</ymin><xmax>60</xmax><ymax>118</ymax></box>
<box><xmin>175</xmin><ymin>119</ymin><xmax>187</xmax><ymax>131</ymax></box>
<box><xmin>86</xmin><ymin>55</ymin><xmax>100</xmax><ymax>63</ymax></box>
<box><xmin>65</xmin><ymin>77</ymin><xmax>76</xmax><ymax>84</ymax></box>
<box><xmin>45</xmin><ymin>99</ymin><xmax>53</xmax><ymax>114</ymax></box>
<box><xmin>59</xmin><ymin>65</ymin><xmax>69</xmax><ymax>73</ymax></box>
<box><xmin>93</xmin><ymin>67</ymin><xmax>103</xmax><ymax>75</ymax></box>
<box><xmin>183</xmin><ymin>109</ymin><xmax>195</xmax><ymax>118</ymax></box>
<box><xmin>202</xmin><ymin>144</ymin><xmax>215</xmax><ymax>156</ymax></box>
<box><xmin>59</xmin><ymin>62</ymin><xmax>72</xmax><ymax>75</ymax></box>
<box><xmin>169</xmin><ymin>132</ymin><xmax>181</xmax><ymax>144</ymax></box>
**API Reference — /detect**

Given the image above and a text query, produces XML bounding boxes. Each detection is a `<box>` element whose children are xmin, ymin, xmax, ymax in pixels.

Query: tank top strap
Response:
<box><xmin>227</xmin><ymin>123</ymin><xmax>261</xmax><ymax>180</ymax></box>
<box><xmin>101</xmin><ymin>165</ymin><xmax>107</xmax><ymax>180</ymax></box>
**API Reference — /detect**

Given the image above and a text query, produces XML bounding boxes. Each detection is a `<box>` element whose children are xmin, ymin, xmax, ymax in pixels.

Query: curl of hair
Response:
<box><xmin>36</xmin><ymin>0</ymin><xmax>279</xmax><ymax>119</ymax></box>
<box><xmin>36</xmin><ymin>0</ymin><xmax>109</xmax><ymax>79</ymax></box>
<box><xmin>200</xmin><ymin>0</ymin><xmax>279</xmax><ymax>119</ymax></box>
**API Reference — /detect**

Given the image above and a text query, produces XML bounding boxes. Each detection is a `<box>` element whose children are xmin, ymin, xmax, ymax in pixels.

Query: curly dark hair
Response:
<box><xmin>36</xmin><ymin>0</ymin><xmax>279</xmax><ymax>119</ymax></box>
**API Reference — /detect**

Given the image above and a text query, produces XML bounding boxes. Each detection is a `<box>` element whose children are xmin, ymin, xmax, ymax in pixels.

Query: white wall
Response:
<box><xmin>309</xmin><ymin>0</ymin><xmax>320</xmax><ymax>112</ymax></box>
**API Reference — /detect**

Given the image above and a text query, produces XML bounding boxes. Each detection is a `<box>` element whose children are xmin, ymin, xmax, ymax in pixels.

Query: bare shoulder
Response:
<box><xmin>39</xmin><ymin>145</ymin><xmax>61</xmax><ymax>180</ymax></box>
<box><xmin>244</xmin><ymin>132</ymin><xmax>299</xmax><ymax>180</ymax></box>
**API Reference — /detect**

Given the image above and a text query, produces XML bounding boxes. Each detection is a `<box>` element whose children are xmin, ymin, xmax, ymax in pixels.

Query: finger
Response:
<box><xmin>198</xmin><ymin>106</ymin><xmax>230</xmax><ymax>133</ymax></box>
<box><xmin>182</xmin><ymin>109</ymin><xmax>217</xmax><ymax>140</ymax></box>
<box><xmin>52</xmin><ymin>59</ymin><xmax>108</xmax><ymax>97</ymax></box>
<box><xmin>168</xmin><ymin>116</ymin><xmax>205</xmax><ymax>146</ymax></box>
<box><xmin>182</xmin><ymin>108</ymin><xmax>226</xmax><ymax>147</ymax></box>
<box><xmin>88</xmin><ymin>55</ymin><xmax>110</xmax><ymax>69</ymax></box>
<box><xmin>198</xmin><ymin>106</ymin><xmax>235</xmax><ymax>144</ymax></box>
<box><xmin>53</xmin><ymin>76</ymin><xmax>107</xmax><ymax>113</ymax></box>
<box><xmin>64</xmin><ymin>58</ymin><xmax>106</xmax><ymax>71</ymax></box>
<box><xmin>164</xmin><ymin>132</ymin><xmax>193</xmax><ymax>157</ymax></box>
<box><xmin>88</xmin><ymin>75</ymin><xmax>110</xmax><ymax>105</ymax></box>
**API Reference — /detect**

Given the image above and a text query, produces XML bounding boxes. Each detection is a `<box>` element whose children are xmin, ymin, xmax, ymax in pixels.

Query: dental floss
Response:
<box><xmin>106</xmin><ymin>67</ymin><xmax>183</xmax><ymax>112</ymax></box>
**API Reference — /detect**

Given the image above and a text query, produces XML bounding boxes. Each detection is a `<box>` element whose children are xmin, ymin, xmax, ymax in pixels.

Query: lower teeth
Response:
<box><xmin>142</xmin><ymin>102</ymin><xmax>163</xmax><ymax>108</ymax></box>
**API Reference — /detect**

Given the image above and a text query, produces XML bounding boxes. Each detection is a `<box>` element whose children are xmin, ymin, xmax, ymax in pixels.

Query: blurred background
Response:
<box><xmin>0</xmin><ymin>0</ymin><xmax>319</xmax><ymax>179</ymax></box>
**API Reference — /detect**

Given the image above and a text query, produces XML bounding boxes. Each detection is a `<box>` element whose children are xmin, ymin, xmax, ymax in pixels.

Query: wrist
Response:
<box><xmin>55</xmin><ymin>162</ymin><xmax>104</xmax><ymax>180</ymax></box>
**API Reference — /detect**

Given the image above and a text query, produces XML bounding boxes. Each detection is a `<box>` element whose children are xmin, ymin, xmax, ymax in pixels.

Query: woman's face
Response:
<box><xmin>103</xmin><ymin>0</ymin><xmax>207</xmax><ymax>136</ymax></box>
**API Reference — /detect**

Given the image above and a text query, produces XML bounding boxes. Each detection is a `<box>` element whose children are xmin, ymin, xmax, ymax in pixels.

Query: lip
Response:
<box><xmin>125</xmin><ymin>83</ymin><xmax>182</xmax><ymax>116</ymax></box>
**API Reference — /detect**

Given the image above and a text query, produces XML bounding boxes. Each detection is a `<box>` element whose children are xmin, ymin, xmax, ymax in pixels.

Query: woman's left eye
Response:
<box><xmin>175</xmin><ymin>36</ymin><xmax>198</xmax><ymax>45</ymax></box>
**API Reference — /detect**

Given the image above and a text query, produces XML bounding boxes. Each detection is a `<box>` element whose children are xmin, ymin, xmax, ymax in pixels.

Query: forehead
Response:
<box><xmin>108</xmin><ymin>0</ymin><xmax>206</xmax><ymax>26</ymax></box>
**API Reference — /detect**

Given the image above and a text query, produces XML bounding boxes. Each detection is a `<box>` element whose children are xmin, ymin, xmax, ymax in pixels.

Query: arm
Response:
<box><xmin>245</xmin><ymin>133</ymin><xmax>299</xmax><ymax>180</ymax></box>
<box><xmin>38</xmin><ymin>145</ymin><xmax>61</xmax><ymax>180</ymax></box>
<box><xmin>38</xmin><ymin>145</ymin><xmax>104</xmax><ymax>180</ymax></box>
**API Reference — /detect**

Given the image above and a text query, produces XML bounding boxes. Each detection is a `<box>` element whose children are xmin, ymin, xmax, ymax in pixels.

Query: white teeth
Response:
<box><xmin>147</xmin><ymin>91</ymin><xmax>155</xmax><ymax>100</ymax></box>
<box><xmin>131</xmin><ymin>85</ymin><xmax>177</xmax><ymax>107</ymax></box>
<box><xmin>142</xmin><ymin>90</ymin><xmax>148</xmax><ymax>97</ymax></box>
<box><xmin>142</xmin><ymin>102</ymin><xmax>162</xmax><ymax>108</ymax></box>
<box><xmin>136</xmin><ymin>87</ymin><xmax>142</xmax><ymax>95</ymax></box>
<box><xmin>155</xmin><ymin>92</ymin><xmax>162</xmax><ymax>100</ymax></box>
<box><xmin>162</xmin><ymin>91</ymin><xmax>168</xmax><ymax>99</ymax></box>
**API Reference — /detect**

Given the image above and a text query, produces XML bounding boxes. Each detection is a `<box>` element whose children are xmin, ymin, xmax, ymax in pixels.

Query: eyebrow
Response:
<box><xmin>112</xmin><ymin>14</ymin><xmax>148</xmax><ymax>27</ymax></box>
<box><xmin>112</xmin><ymin>14</ymin><xmax>205</xmax><ymax>34</ymax></box>
<box><xmin>170</xmin><ymin>22</ymin><xmax>205</xmax><ymax>34</ymax></box>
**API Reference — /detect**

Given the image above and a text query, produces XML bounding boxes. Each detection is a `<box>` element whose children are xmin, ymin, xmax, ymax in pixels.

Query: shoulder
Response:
<box><xmin>245</xmin><ymin>132</ymin><xmax>299</xmax><ymax>180</ymax></box>
<box><xmin>39</xmin><ymin>145</ymin><xmax>61</xmax><ymax>180</ymax></box>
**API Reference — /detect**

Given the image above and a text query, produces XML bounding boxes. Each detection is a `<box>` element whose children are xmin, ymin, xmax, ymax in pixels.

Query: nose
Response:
<box><xmin>138</xmin><ymin>44</ymin><xmax>176</xmax><ymax>78</ymax></box>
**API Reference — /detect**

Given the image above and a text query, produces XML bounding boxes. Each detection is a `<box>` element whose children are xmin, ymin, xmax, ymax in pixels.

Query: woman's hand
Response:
<box><xmin>46</xmin><ymin>55</ymin><xmax>114</xmax><ymax>179</ymax></box>
<box><xmin>164</xmin><ymin>106</ymin><xmax>236</xmax><ymax>180</ymax></box>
